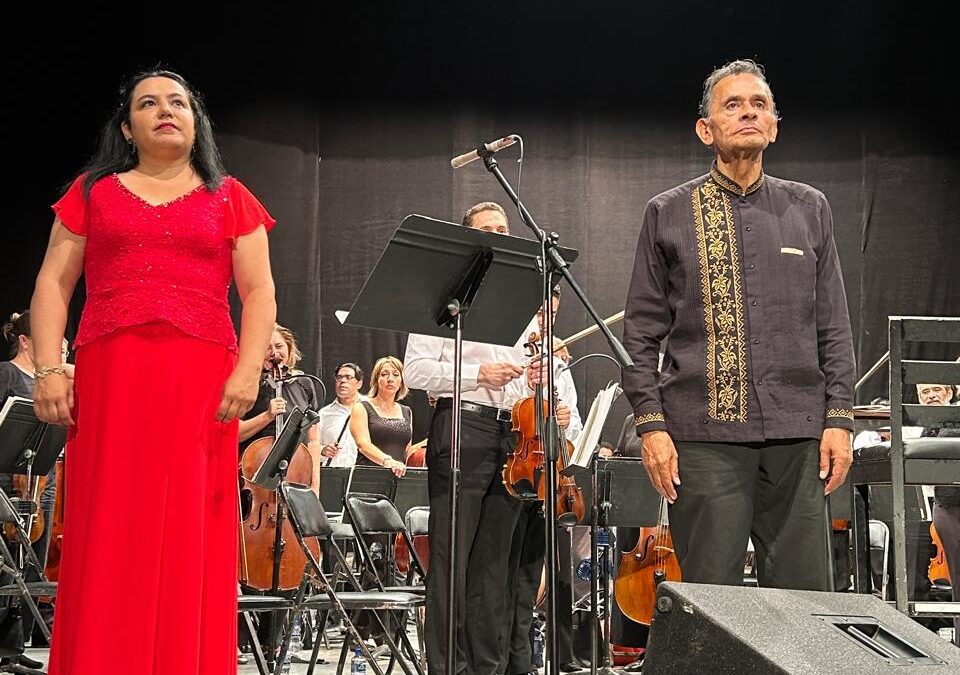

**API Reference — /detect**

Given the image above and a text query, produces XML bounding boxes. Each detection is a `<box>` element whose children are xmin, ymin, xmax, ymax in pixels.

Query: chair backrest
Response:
<box><xmin>868</xmin><ymin>519</ymin><xmax>889</xmax><ymax>550</ymax></box>
<box><xmin>889</xmin><ymin>316</ymin><xmax>960</xmax><ymax>436</ymax></box>
<box><xmin>282</xmin><ymin>483</ymin><xmax>334</xmax><ymax>539</ymax></box>
<box><xmin>405</xmin><ymin>505</ymin><xmax>429</xmax><ymax>537</ymax></box>
<box><xmin>344</xmin><ymin>492</ymin><xmax>407</xmax><ymax>535</ymax></box>
<box><xmin>0</xmin><ymin>489</ymin><xmax>20</xmax><ymax>524</ymax></box>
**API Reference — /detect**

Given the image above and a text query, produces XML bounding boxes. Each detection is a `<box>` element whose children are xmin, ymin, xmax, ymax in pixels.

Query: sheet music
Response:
<box><xmin>570</xmin><ymin>382</ymin><xmax>622</xmax><ymax>468</ymax></box>
<box><xmin>0</xmin><ymin>396</ymin><xmax>33</xmax><ymax>426</ymax></box>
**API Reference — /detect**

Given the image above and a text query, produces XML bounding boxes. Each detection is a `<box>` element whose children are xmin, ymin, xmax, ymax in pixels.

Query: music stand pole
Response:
<box><xmin>446</xmin><ymin>305</ymin><xmax>464</xmax><ymax>675</ymax></box>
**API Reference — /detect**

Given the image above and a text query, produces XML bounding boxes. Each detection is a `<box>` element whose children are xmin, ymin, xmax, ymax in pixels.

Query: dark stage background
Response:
<box><xmin>5</xmin><ymin>4</ymin><xmax>958</xmax><ymax>443</ymax></box>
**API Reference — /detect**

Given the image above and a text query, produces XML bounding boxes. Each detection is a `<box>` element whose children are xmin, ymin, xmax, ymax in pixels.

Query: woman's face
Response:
<box><xmin>377</xmin><ymin>363</ymin><xmax>402</xmax><ymax>398</ymax></box>
<box><xmin>263</xmin><ymin>331</ymin><xmax>289</xmax><ymax>370</ymax></box>
<box><xmin>122</xmin><ymin>76</ymin><xmax>196</xmax><ymax>159</ymax></box>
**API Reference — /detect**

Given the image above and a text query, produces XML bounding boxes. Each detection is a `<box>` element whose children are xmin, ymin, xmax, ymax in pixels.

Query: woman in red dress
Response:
<box><xmin>29</xmin><ymin>70</ymin><xmax>277</xmax><ymax>675</ymax></box>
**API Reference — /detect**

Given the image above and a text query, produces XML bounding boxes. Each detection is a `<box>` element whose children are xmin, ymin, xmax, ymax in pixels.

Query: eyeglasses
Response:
<box><xmin>334</xmin><ymin>374</ymin><xmax>357</xmax><ymax>382</ymax></box>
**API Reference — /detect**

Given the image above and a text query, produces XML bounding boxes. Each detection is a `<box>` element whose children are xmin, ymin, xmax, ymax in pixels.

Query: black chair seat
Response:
<box><xmin>855</xmin><ymin>437</ymin><xmax>960</xmax><ymax>462</ymax></box>
<box><xmin>383</xmin><ymin>585</ymin><xmax>426</xmax><ymax>596</ymax></box>
<box><xmin>303</xmin><ymin>590</ymin><xmax>424</xmax><ymax>610</ymax></box>
<box><xmin>330</xmin><ymin>522</ymin><xmax>355</xmax><ymax>539</ymax></box>
<box><xmin>238</xmin><ymin>594</ymin><xmax>293</xmax><ymax>611</ymax></box>
<box><xmin>0</xmin><ymin>580</ymin><xmax>56</xmax><ymax>597</ymax></box>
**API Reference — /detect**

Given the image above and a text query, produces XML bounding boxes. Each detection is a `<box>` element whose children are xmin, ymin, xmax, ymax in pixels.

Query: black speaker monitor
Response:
<box><xmin>645</xmin><ymin>582</ymin><xmax>959</xmax><ymax>673</ymax></box>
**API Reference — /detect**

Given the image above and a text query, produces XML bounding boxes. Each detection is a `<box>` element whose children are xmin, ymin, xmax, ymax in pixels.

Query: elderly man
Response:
<box><xmin>622</xmin><ymin>59</ymin><xmax>856</xmax><ymax>591</ymax></box>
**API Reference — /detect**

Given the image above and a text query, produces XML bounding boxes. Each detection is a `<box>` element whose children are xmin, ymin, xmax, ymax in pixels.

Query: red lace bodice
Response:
<box><xmin>53</xmin><ymin>173</ymin><xmax>275</xmax><ymax>351</ymax></box>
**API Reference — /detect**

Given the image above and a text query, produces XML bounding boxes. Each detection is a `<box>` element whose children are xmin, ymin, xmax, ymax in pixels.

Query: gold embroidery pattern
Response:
<box><xmin>634</xmin><ymin>413</ymin><xmax>666</xmax><ymax>426</ymax></box>
<box><xmin>826</xmin><ymin>408</ymin><xmax>854</xmax><ymax>420</ymax></box>
<box><xmin>693</xmin><ymin>180</ymin><xmax>748</xmax><ymax>423</ymax></box>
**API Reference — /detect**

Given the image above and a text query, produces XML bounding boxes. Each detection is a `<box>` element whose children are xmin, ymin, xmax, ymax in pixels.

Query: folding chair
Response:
<box><xmin>237</xmin><ymin>591</ymin><xmax>295</xmax><ymax>675</ymax></box>
<box><xmin>281</xmin><ymin>483</ymin><xmax>425</xmax><ymax>675</ymax></box>
<box><xmin>868</xmin><ymin>519</ymin><xmax>890</xmax><ymax>600</ymax></box>
<box><xmin>0</xmin><ymin>489</ymin><xmax>53</xmax><ymax>646</ymax></box>
<box><xmin>850</xmin><ymin>316</ymin><xmax>960</xmax><ymax>621</ymax></box>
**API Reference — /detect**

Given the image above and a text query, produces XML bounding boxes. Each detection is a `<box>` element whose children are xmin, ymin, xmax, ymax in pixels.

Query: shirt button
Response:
<box><xmin>751</xmin><ymin>299</ymin><xmax>758</xmax><ymax>306</ymax></box>
<box><xmin>702</xmin><ymin>419</ymin><xmax>709</xmax><ymax>424</ymax></box>
<box><xmin>753</xmin><ymin>338</ymin><xmax>760</xmax><ymax>345</ymax></box>
<box><xmin>758</xmin><ymin>379</ymin><xmax>763</xmax><ymax>386</ymax></box>
<box><xmin>745</xmin><ymin>226</ymin><xmax>752</xmax><ymax>232</ymax></box>
<box><xmin>749</xmin><ymin>263</ymin><xmax>756</xmax><ymax>270</ymax></box>
<box><xmin>807</xmin><ymin>415</ymin><xmax>813</xmax><ymax>422</ymax></box>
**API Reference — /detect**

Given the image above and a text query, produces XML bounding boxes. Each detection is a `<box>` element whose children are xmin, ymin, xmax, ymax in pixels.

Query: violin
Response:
<box><xmin>929</xmin><ymin>522</ymin><xmax>951</xmax><ymax>584</ymax></box>
<box><xmin>614</xmin><ymin>496</ymin><xmax>682</xmax><ymax>625</ymax></box>
<box><xmin>503</xmin><ymin>333</ymin><xmax>584</xmax><ymax>524</ymax></box>
<box><xmin>3</xmin><ymin>474</ymin><xmax>46</xmax><ymax>543</ymax></box>
<box><xmin>238</xmin><ymin>364</ymin><xmax>320</xmax><ymax>591</ymax></box>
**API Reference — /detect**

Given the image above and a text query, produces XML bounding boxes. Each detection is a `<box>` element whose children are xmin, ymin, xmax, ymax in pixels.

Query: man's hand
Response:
<box><xmin>641</xmin><ymin>430</ymin><xmax>680</xmax><ymax>503</ymax></box>
<box><xmin>556</xmin><ymin>403</ymin><xmax>570</xmax><ymax>430</ymax></box>
<box><xmin>478</xmin><ymin>362</ymin><xmax>523</xmax><ymax>389</ymax></box>
<box><xmin>819</xmin><ymin>427</ymin><xmax>852</xmax><ymax>495</ymax></box>
<box><xmin>321</xmin><ymin>443</ymin><xmax>340</xmax><ymax>459</ymax></box>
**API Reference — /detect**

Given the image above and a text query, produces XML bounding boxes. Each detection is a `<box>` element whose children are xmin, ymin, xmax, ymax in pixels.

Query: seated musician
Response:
<box><xmin>0</xmin><ymin>311</ymin><xmax>70</xmax><ymax>668</ymax></box>
<box><xmin>239</xmin><ymin>323</ymin><xmax>321</xmax><ymax>493</ymax></box>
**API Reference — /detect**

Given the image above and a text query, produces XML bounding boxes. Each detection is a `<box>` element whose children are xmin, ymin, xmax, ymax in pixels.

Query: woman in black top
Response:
<box><xmin>350</xmin><ymin>355</ymin><xmax>412</xmax><ymax>477</ymax></box>
<box><xmin>239</xmin><ymin>323</ymin><xmax>322</xmax><ymax>492</ymax></box>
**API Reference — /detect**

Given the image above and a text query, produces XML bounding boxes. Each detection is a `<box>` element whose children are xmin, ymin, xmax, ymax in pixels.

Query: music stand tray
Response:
<box><xmin>393</xmin><ymin>468</ymin><xmax>429</xmax><ymax>519</ymax></box>
<box><xmin>0</xmin><ymin>396</ymin><xmax>64</xmax><ymax>478</ymax></box>
<box><xmin>344</xmin><ymin>214</ymin><xmax>578</xmax><ymax>344</ymax></box>
<box><xmin>251</xmin><ymin>406</ymin><xmax>306</xmax><ymax>490</ymax></box>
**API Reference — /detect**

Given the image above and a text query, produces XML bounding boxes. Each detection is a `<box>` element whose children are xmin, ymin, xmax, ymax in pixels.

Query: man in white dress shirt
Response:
<box><xmin>317</xmin><ymin>362</ymin><xmax>365</xmax><ymax>467</ymax></box>
<box><xmin>404</xmin><ymin>202</ymin><xmax>531</xmax><ymax>675</ymax></box>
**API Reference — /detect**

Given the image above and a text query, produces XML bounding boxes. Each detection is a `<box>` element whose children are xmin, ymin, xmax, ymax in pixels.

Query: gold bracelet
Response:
<box><xmin>34</xmin><ymin>364</ymin><xmax>67</xmax><ymax>379</ymax></box>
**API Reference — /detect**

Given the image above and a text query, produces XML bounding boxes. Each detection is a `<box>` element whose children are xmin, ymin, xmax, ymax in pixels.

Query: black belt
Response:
<box><xmin>437</xmin><ymin>398</ymin><xmax>513</xmax><ymax>423</ymax></box>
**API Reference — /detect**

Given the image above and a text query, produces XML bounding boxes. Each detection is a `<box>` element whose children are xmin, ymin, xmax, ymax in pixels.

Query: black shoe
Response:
<box><xmin>16</xmin><ymin>655</ymin><xmax>45</xmax><ymax>669</ymax></box>
<box><xmin>623</xmin><ymin>657</ymin><xmax>644</xmax><ymax>672</ymax></box>
<box><xmin>559</xmin><ymin>662</ymin><xmax>585</xmax><ymax>673</ymax></box>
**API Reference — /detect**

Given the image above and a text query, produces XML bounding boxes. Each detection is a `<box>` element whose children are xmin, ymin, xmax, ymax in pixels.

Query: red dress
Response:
<box><xmin>47</xmin><ymin>174</ymin><xmax>275</xmax><ymax>675</ymax></box>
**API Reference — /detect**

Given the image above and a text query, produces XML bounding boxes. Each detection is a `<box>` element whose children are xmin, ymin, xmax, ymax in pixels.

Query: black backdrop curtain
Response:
<box><xmin>4</xmin><ymin>6</ymin><xmax>958</xmax><ymax>443</ymax></box>
<box><xmin>220</xmin><ymin>106</ymin><xmax>959</xmax><ymax>442</ymax></box>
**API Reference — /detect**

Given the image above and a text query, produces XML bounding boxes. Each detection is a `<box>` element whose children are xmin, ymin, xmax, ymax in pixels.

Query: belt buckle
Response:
<box><xmin>496</xmin><ymin>408</ymin><xmax>512</xmax><ymax>423</ymax></box>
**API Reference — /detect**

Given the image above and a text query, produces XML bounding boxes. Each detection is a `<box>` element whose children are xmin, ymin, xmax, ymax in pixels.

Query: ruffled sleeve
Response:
<box><xmin>223</xmin><ymin>177</ymin><xmax>276</xmax><ymax>248</ymax></box>
<box><xmin>52</xmin><ymin>174</ymin><xmax>90</xmax><ymax>236</ymax></box>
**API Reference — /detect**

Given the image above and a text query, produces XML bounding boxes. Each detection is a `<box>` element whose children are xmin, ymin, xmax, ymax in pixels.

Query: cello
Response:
<box><xmin>238</xmin><ymin>363</ymin><xmax>320</xmax><ymax>592</ymax></box>
<box><xmin>614</xmin><ymin>496</ymin><xmax>682</xmax><ymax>624</ymax></box>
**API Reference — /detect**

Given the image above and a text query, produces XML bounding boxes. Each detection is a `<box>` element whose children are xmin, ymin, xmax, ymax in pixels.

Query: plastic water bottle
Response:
<box><xmin>351</xmin><ymin>645</ymin><xmax>367</xmax><ymax>675</ymax></box>
<box><xmin>290</xmin><ymin>615</ymin><xmax>303</xmax><ymax>653</ymax></box>
<box><xmin>281</xmin><ymin>647</ymin><xmax>291</xmax><ymax>673</ymax></box>
<box><xmin>532</xmin><ymin>617</ymin><xmax>544</xmax><ymax>668</ymax></box>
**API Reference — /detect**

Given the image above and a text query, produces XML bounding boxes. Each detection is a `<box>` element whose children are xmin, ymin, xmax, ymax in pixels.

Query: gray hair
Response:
<box><xmin>699</xmin><ymin>59</ymin><xmax>778</xmax><ymax>118</ymax></box>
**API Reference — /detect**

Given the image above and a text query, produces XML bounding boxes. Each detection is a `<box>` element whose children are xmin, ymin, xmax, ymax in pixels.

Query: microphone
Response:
<box><xmin>450</xmin><ymin>135</ymin><xmax>519</xmax><ymax>169</ymax></box>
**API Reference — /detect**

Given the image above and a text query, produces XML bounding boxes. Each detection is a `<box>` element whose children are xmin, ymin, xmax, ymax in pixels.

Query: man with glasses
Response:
<box><xmin>318</xmin><ymin>363</ymin><xmax>366</xmax><ymax>468</ymax></box>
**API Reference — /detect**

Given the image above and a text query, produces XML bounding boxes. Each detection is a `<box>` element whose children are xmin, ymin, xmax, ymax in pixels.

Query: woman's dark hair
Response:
<box><xmin>2</xmin><ymin>311</ymin><xmax>30</xmax><ymax>358</ymax></box>
<box><xmin>76</xmin><ymin>68</ymin><xmax>225</xmax><ymax>197</ymax></box>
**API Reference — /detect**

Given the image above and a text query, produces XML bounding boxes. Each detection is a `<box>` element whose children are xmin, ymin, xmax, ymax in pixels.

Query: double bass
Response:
<box><xmin>238</xmin><ymin>364</ymin><xmax>320</xmax><ymax>591</ymax></box>
<box><xmin>503</xmin><ymin>333</ymin><xmax>584</xmax><ymax>524</ymax></box>
<box><xmin>614</xmin><ymin>496</ymin><xmax>682</xmax><ymax>625</ymax></box>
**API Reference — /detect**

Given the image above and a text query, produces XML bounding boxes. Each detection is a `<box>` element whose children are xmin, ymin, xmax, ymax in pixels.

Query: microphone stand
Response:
<box><xmin>480</xmin><ymin>152</ymin><xmax>633</xmax><ymax>675</ymax></box>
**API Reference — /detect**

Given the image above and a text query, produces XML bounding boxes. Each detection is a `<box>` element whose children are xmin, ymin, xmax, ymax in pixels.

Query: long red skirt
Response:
<box><xmin>48</xmin><ymin>323</ymin><xmax>239</xmax><ymax>675</ymax></box>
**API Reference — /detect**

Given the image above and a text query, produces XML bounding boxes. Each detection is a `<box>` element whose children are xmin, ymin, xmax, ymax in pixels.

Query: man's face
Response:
<box><xmin>469</xmin><ymin>209</ymin><xmax>509</xmax><ymax>234</ymax></box>
<box><xmin>917</xmin><ymin>384</ymin><xmax>953</xmax><ymax>406</ymax></box>
<box><xmin>335</xmin><ymin>366</ymin><xmax>362</xmax><ymax>403</ymax></box>
<box><xmin>695</xmin><ymin>73</ymin><xmax>778</xmax><ymax>158</ymax></box>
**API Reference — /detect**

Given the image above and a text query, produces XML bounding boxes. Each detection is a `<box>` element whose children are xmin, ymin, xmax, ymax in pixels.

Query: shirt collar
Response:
<box><xmin>709</xmin><ymin>161</ymin><xmax>765</xmax><ymax>197</ymax></box>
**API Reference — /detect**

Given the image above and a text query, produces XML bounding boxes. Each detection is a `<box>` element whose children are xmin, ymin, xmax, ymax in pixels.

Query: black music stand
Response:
<box><xmin>586</xmin><ymin>457</ymin><xmax>661</xmax><ymax>675</ymax></box>
<box><xmin>0</xmin><ymin>397</ymin><xmax>63</xmax><ymax>567</ymax></box>
<box><xmin>393</xmin><ymin>468</ymin><xmax>429</xmax><ymax>519</ymax></box>
<box><xmin>318</xmin><ymin>466</ymin><xmax>352</xmax><ymax>515</ymax></box>
<box><xmin>346</xmin><ymin>213</ymin><xmax>578</xmax><ymax>675</ymax></box>
<box><xmin>0</xmin><ymin>397</ymin><xmax>63</xmax><ymax>482</ymax></box>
